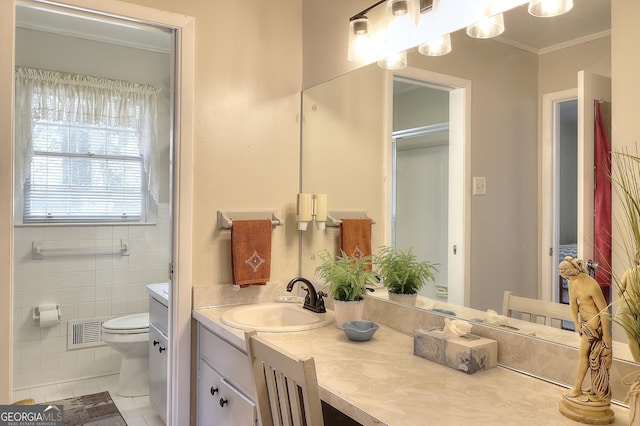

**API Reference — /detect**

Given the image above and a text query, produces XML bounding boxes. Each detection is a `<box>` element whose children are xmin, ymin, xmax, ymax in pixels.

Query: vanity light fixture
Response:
<box><xmin>347</xmin><ymin>0</ymin><xmax>571</xmax><ymax>66</ymax></box>
<box><xmin>385</xmin><ymin>0</ymin><xmax>418</xmax><ymax>52</ymax></box>
<box><xmin>417</xmin><ymin>0</ymin><xmax>452</xmax><ymax>56</ymax></box>
<box><xmin>466</xmin><ymin>12</ymin><xmax>504</xmax><ymax>39</ymax></box>
<box><xmin>466</xmin><ymin>0</ymin><xmax>505</xmax><ymax>39</ymax></box>
<box><xmin>348</xmin><ymin>17</ymin><xmax>376</xmax><ymax>62</ymax></box>
<box><xmin>527</xmin><ymin>0</ymin><xmax>573</xmax><ymax>17</ymax></box>
<box><xmin>418</xmin><ymin>33</ymin><xmax>452</xmax><ymax>56</ymax></box>
<box><xmin>378</xmin><ymin>50</ymin><xmax>408</xmax><ymax>70</ymax></box>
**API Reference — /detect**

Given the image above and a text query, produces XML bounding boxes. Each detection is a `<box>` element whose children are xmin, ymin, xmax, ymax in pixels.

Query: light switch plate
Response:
<box><xmin>473</xmin><ymin>177</ymin><xmax>486</xmax><ymax>196</ymax></box>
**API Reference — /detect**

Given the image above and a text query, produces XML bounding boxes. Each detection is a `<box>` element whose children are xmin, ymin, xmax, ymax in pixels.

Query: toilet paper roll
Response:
<box><xmin>36</xmin><ymin>303</ymin><xmax>60</xmax><ymax>327</ymax></box>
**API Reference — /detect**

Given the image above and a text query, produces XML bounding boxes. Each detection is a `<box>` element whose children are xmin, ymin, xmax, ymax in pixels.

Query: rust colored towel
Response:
<box><xmin>339</xmin><ymin>219</ymin><xmax>372</xmax><ymax>263</ymax></box>
<box><xmin>231</xmin><ymin>220</ymin><xmax>272</xmax><ymax>287</ymax></box>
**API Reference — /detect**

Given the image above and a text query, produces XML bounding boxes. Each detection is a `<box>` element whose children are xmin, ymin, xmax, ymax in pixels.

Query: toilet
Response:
<box><xmin>102</xmin><ymin>312</ymin><xmax>150</xmax><ymax>397</ymax></box>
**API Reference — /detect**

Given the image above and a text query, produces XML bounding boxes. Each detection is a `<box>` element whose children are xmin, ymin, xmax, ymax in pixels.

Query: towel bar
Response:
<box><xmin>32</xmin><ymin>240</ymin><xmax>130</xmax><ymax>259</ymax></box>
<box><xmin>326</xmin><ymin>210</ymin><xmax>376</xmax><ymax>227</ymax></box>
<box><xmin>217</xmin><ymin>210</ymin><xmax>283</xmax><ymax>229</ymax></box>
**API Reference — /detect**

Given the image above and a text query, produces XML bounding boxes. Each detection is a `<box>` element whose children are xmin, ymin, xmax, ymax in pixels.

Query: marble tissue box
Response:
<box><xmin>413</xmin><ymin>328</ymin><xmax>497</xmax><ymax>375</ymax></box>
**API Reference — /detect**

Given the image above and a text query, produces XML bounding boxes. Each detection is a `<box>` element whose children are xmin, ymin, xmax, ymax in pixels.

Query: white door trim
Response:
<box><xmin>386</xmin><ymin>66</ymin><xmax>471</xmax><ymax>306</ymax></box>
<box><xmin>540</xmin><ymin>88</ymin><xmax>577</xmax><ymax>303</ymax></box>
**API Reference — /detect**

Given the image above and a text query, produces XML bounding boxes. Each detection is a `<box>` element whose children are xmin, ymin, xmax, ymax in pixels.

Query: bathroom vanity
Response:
<box><xmin>197</xmin><ymin>323</ymin><xmax>257</xmax><ymax>424</ymax></box>
<box><xmin>193</xmin><ymin>302</ymin><xmax>631</xmax><ymax>425</ymax></box>
<box><xmin>147</xmin><ymin>283</ymin><xmax>169</xmax><ymax>423</ymax></box>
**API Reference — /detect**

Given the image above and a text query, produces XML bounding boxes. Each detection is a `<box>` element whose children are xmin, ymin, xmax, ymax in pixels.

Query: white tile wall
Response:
<box><xmin>13</xmin><ymin>204</ymin><xmax>171</xmax><ymax>389</ymax></box>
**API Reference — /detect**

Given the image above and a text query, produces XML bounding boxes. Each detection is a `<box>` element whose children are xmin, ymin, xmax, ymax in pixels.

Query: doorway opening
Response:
<box><xmin>389</xmin><ymin>69</ymin><xmax>469</xmax><ymax>306</ymax></box>
<box><xmin>7</xmin><ymin>2</ymin><xmax>195</xmax><ymax>424</ymax></box>
<box><xmin>392</xmin><ymin>81</ymin><xmax>450</xmax><ymax>300</ymax></box>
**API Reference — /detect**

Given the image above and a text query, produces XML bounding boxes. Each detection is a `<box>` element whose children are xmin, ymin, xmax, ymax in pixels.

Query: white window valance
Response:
<box><xmin>15</xmin><ymin>66</ymin><xmax>161</xmax><ymax>221</ymax></box>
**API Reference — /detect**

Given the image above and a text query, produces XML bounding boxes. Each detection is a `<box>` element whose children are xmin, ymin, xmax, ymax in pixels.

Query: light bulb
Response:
<box><xmin>385</xmin><ymin>0</ymin><xmax>417</xmax><ymax>52</ymax></box>
<box><xmin>466</xmin><ymin>12</ymin><xmax>504</xmax><ymax>39</ymax></box>
<box><xmin>419</xmin><ymin>33</ymin><xmax>452</xmax><ymax>56</ymax></box>
<box><xmin>348</xmin><ymin>17</ymin><xmax>375</xmax><ymax>62</ymax></box>
<box><xmin>528</xmin><ymin>0</ymin><xmax>573</xmax><ymax>17</ymax></box>
<box><xmin>378</xmin><ymin>50</ymin><xmax>407</xmax><ymax>70</ymax></box>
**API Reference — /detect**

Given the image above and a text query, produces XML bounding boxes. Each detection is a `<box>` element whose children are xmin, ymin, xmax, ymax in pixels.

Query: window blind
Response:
<box><xmin>24</xmin><ymin>121</ymin><xmax>144</xmax><ymax>222</ymax></box>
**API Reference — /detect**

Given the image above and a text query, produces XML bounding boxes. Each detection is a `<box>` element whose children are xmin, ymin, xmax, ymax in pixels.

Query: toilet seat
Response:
<box><xmin>103</xmin><ymin>313</ymin><xmax>149</xmax><ymax>334</ymax></box>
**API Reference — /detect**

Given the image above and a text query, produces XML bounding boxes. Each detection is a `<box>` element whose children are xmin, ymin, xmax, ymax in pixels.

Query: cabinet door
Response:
<box><xmin>149</xmin><ymin>324</ymin><xmax>168</xmax><ymax>423</ymax></box>
<box><xmin>198</xmin><ymin>359</ymin><xmax>256</xmax><ymax>426</ymax></box>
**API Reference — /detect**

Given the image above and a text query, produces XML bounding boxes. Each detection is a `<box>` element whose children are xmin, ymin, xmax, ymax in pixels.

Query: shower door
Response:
<box><xmin>393</xmin><ymin>125</ymin><xmax>449</xmax><ymax>300</ymax></box>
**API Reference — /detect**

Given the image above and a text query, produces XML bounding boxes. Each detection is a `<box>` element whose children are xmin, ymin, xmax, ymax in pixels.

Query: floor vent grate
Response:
<box><xmin>67</xmin><ymin>318</ymin><xmax>109</xmax><ymax>350</ymax></box>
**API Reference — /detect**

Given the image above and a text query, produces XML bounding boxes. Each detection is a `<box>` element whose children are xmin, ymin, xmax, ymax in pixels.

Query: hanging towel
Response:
<box><xmin>231</xmin><ymin>220</ymin><xmax>272</xmax><ymax>287</ymax></box>
<box><xmin>339</xmin><ymin>219</ymin><xmax>372</xmax><ymax>265</ymax></box>
<box><xmin>594</xmin><ymin>100</ymin><xmax>612</xmax><ymax>303</ymax></box>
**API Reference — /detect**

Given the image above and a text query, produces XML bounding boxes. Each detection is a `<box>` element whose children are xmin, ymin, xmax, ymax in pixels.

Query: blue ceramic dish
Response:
<box><xmin>339</xmin><ymin>320</ymin><xmax>379</xmax><ymax>342</ymax></box>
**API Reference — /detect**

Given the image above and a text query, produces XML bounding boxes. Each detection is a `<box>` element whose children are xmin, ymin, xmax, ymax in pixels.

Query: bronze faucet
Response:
<box><xmin>286</xmin><ymin>277</ymin><xmax>326</xmax><ymax>313</ymax></box>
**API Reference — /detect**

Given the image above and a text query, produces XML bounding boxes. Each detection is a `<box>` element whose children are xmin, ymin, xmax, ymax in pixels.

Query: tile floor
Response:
<box><xmin>12</xmin><ymin>374</ymin><xmax>165</xmax><ymax>426</ymax></box>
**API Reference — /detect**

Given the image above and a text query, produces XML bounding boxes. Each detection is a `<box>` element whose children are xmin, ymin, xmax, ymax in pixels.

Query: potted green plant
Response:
<box><xmin>604</xmin><ymin>149</ymin><xmax>640</xmax><ymax>418</ymax></box>
<box><xmin>374</xmin><ymin>246</ymin><xmax>437</xmax><ymax>306</ymax></box>
<box><xmin>314</xmin><ymin>249</ymin><xmax>378</xmax><ymax>326</ymax></box>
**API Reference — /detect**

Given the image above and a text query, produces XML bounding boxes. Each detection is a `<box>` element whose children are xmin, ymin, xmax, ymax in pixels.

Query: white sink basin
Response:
<box><xmin>220</xmin><ymin>303</ymin><xmax>334</xmax><ymax>332</ymax></box>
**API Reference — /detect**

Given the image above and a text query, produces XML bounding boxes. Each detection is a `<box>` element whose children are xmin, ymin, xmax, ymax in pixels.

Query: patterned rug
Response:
<box><xmin>43</xmin><ymin>391</ymin><xmax>126</xmax><ymax>426</ymax></box>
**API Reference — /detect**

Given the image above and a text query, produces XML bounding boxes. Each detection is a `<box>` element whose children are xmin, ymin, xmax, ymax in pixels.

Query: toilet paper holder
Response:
<box><xmin>33</xmin><ymin>303</ymin><xmax>62</xmax><ymax>326</ymax></box>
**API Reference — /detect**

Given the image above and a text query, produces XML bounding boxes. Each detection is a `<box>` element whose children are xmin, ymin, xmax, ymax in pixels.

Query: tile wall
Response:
<box><xmin>12</xmin><ymin>204</ymin><xmax>170</xmax><ymax>389</ymax></box>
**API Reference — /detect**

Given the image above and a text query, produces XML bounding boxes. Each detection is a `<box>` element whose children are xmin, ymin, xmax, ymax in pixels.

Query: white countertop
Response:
<box><xmin>146</xmin><ymin>282</ymin><xmax>169</xmax><ymax>307</ymax></box>
<box><xmin>194</xmin><ymin>305</ymin><xmax>630</xmax><ymax>426</ymax></box>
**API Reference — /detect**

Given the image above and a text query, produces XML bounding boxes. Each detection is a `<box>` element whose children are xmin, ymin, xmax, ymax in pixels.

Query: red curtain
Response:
<box><xmin>594</xmin><ymin>101</ymin><xmax>611</xmax><ymax>303</ymax></box>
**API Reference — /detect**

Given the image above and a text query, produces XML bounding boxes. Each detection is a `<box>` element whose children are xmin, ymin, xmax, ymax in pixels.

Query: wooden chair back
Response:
<box><xmin>245</xmin><ymin>330</ymin><xmax>324</xmax><ymax>426</ymax></box>
<box><xmin>502</xmin><ymin>291</ymin><xmax>573</xmax><ymax>328</ymax></box>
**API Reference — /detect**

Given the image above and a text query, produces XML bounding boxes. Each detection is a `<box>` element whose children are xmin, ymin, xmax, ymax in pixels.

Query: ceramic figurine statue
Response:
<box><xmin>558</xmin><ymin>256</ymin><xmax>614</xmax><ymax>424</ymax></box>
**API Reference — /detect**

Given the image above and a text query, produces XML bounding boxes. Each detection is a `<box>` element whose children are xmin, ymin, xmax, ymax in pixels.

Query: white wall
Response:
<box><xmin>300</xmin><ymin>64</ymin><xmax>386</xmax><ymax>277</ymax></box>
<box><xmin>13</xmin><ymin>209</ymin><xmax>170</xmax><ymax>388</ymax></box>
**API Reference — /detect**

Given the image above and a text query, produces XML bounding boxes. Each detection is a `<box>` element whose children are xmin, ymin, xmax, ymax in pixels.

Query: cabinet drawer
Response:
<box><xmin>198</xmin><ymin>324</ymin><xmax>253</xmax><ymax>398</ymax></box>
<box><xmin>149</xmin><ymin>297</ymin><xmax>169</xmax><ymax>336</ymax></box>
<box><xmin>198</xmin><ymin>359</ymin><xmax>256</xmax><ymax>426</ymax></box>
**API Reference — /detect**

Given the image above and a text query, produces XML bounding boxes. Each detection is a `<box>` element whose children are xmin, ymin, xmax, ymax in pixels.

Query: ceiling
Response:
<box><xmin>498</xmin><ymin>0</ymin><xmax>611</xmax><ymax>54</ymax></box>
<box><xmin>16</xmin><ymin>5</ymin><xmax>172</xmax><ymax>53</ymax></box>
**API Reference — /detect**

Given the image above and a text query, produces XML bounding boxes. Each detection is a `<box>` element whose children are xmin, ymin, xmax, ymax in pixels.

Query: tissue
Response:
<box><xmin>414</xmin><ymin>326</ymin><xmax>498</xmax><ymax>374</ymax></box>
<box><xmin>485</xmin><ymin>309</ymin><xmax>508</xmax><ymax>326</ymax></box>
<box><xmin>442</xmin><ymin>318</ymin><xmax>472</xmax><ymax>337</ymax></box>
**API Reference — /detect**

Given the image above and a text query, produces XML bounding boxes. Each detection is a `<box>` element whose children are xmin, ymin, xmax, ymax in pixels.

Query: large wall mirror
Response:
<box><xmin>299</xmin><ymin>1</ymin><xmax>625</xmax><ymax>360</ymax></box>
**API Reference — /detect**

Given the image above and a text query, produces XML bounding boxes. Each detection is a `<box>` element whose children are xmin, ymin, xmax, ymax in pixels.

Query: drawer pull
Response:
<box><xmin>153</xmin><ymin>340</ymin><xmax>160</xmax><ymax>347</ymax></box>
<box><xmin>219</xmin><ymin>398</ymin><xmax>228</xmax><ymax>407</ymax></box>
<box><xmin>158</xmin><ymin>346</ymin><xmax>166</xmax><ymax>353</ymax></box>
<box><xmin>210</xmin><ymin>386</ymin><xmax>218</xmax><ymax>396</ymax></box>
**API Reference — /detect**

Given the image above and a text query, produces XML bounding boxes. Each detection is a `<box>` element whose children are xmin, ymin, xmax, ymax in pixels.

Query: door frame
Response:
<box><xmin>0</xmin><ymin>2</ymin><xmax>194</xmax><ymax>425</ymax></box>
<box><xmin>385</xmin><ymin>66</ymin><xmax>471</xmax><ymax>306</ymax></box>
<box><xmin>541</xmin><ymin>72</ymin><xmax>612</xmax><ymax>303</ymax></box>
<box><xmin>540</xmin><ymin>88</ymin><xmax>577</xmax><ymax>303</ymax></box>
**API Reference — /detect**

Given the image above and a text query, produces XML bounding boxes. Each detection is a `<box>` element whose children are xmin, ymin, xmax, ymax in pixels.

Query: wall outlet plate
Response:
<box><xmin>473</xmin><ymin>177</ymin><xmax>486</xmax><ymax>195</ymax></box>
